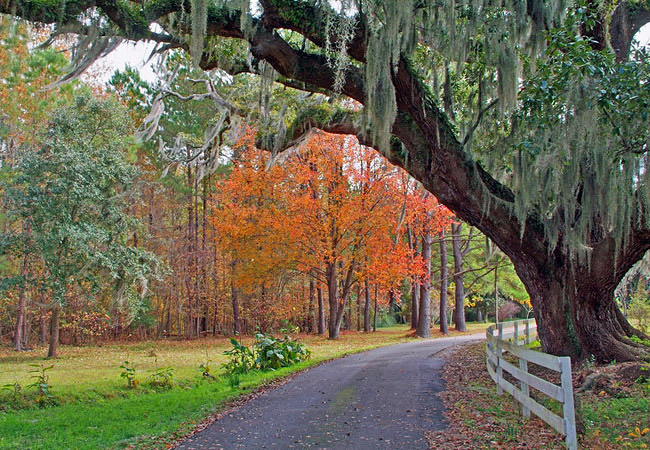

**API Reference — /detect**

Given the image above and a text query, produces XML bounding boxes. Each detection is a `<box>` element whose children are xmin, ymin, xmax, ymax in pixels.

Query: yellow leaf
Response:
<box><xmin>594</xmin><ymin>430</ymin><xmax>601</xmax><ymax>437</ymax></box>
<box><xmin>629</xmin><ymin>432</ymin><xmax>639</xmax><ymax>438</ymax></box>
<box><xmin>642</xmin><ymin>428</ymin><xmax>650</xmax><ymax>436</ymax></box>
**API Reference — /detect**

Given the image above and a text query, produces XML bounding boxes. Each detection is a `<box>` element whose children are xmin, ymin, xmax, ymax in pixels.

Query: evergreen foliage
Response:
<box><xmin>0</xmin><ymin>93</ymin><xmax>160</xmax><ymax>339</ymax></box>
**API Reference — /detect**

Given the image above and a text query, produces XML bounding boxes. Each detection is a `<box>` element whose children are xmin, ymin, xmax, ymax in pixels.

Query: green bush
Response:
<box><xmin>253</xmin><ymin>333</ymin><xmax>311</xmax><ymax>371</ymax></box>
<box><xmin>222</xmin><ymin>333</ymin><xmax>310</xmax><ymax>376</ymax></box>
<box><xmin>223</xmin><ymin>338</ymin><xmax>256</xmax><ymax>375</ymax></box>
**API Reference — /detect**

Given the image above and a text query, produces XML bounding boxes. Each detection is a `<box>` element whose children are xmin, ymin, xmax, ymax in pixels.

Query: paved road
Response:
<box><xmin>176</xmin><ymin>333</ymin><xmax>483</xmax><ymax>450</ymax></box>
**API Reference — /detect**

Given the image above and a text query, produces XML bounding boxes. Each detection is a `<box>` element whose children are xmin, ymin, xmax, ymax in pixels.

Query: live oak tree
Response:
<box><xmin>1</xmin><ymin>94</ymin><xmax>159</xmax><ymax>357</ymax></box>
<box><xmin>3</xmin><ymin>0</ymin><xmax>650</xmax><ymax>361</ymax></box>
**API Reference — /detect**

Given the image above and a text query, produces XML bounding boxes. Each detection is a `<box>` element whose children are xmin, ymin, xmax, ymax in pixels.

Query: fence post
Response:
<box><xmin>496</xmin><ymin>323</ymin><xmax>504</xmax><ymax>395</ymax></box>
<box><xmin>525</xmin><ymin>320</ymin><xmax>531</xmax><ymax>345</ymax></box>
<box><xmin>519</xmin><ymin>357</ymin><xmax>531</xmax><ymax>419</ymax></box>
<box><xmin>560</xmin><ymin>357</ymin><xmax>577</xmax><ymax>450</ymax></box>
<box><xmin>514</xmin><ymin>320</ymin><xmax>519</xmax><ymax>344</ymax></box>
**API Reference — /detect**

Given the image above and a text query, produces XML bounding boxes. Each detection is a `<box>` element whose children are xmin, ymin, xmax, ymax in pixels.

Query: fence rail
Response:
<box><xmin>486</xmin><ymin>319</ymin><xmax>577</xmax><ymax>449</ymax></box>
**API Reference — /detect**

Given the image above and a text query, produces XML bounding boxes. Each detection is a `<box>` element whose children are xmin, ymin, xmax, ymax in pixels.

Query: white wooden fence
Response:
<box><xmin>486</xmin><ymin>319</ymin><xmax>577</xmax><ymax>449</ymax></box>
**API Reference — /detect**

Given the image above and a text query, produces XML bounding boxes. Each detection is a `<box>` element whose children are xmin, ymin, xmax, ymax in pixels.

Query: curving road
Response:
<box><xmin>175</xmin><ymin>333</ymin><xmax>483</xmax><ymax>450</ymax></box>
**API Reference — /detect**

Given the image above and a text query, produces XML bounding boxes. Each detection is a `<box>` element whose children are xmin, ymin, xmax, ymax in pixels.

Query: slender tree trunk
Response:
<box><xmin>410</xmin><ymin>278</ymin><xmax>419</xmax><ymax>330</ymax></box>
<box><xmin>13</xmin><ymin>251</ymin><xmax>29</xmax><ymax>351</ymax></box>
<box><xmin>416</xmin><ymin>233</ymin><xmax>432</xmax><ymax>338</ymax></box>
<box><xmin>39</xmin><ymin>305</ymin><xmax>47</xmax><ymax>343</ymax></box>
<box><xmin>364</xmin><ymin>279</ymin><xmax>371</xmax><ymax>332</ymax></box>
<box><xmin>407</xmin><ymin>229</ymin><xmax>419</xmax><ymax>329</ymax></box>
<box><xmin>388</xmin><ymin>291</ymin><xmax>397</xmax><ymax>323</ymax></box>
<box><xmin>231</xmin><ymin>262</ymin><xmax>240</xmax><ymax>335</ymax></box>
<box><xmin>47</xmin><ymin>303</ymin><xmax>60</xmax><ymax>358</ymax></box>
<box><xmin>326</xmin><ymin>261</ymin><xmax>355</xmax><ymax>339</ymax></box>
<box><xmin>317</xmin><ymin>285</ymin><xmax>326</xmax><ymax>335</ymax></box>
<box><xmin>356</xmin><ymin>284</ymin><xmax>361</xmax><ymax>331</ymax></box>
<box><xmin>451</xmin><ymin>223</ymin><xmax>467</xmax><ymax>332</ymax></box>
<box><xmin>308</xmin><ymin>278</ymin><xmax>315</xmax><ymax>333</ymax></box>
<box><xmin>439</xmin><ymin>232</ymin><xmax>449</xmax><ymax>334</ymax></box>
<box><xmin>373</xmin><ymin>284</ymin><xmax>378</xmax><ymax>332</ymax></box>
<box><xmin>326</xmin><ymin>262</ymin><xmax>339</xmax><ymax>339</ymax></box>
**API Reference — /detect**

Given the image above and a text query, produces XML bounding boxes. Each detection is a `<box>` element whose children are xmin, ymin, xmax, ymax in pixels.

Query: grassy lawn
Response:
<box><xmin>0</xmin><ymin>323</ymin><xmax>490</xmax><ymax>449</ymax></box>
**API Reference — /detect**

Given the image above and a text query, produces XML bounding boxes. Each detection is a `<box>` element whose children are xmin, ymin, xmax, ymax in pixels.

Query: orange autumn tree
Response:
<box><xmin>215</xmin><ymin>131</ymin><xmax>416</xmax><ymax>338</ymax></box>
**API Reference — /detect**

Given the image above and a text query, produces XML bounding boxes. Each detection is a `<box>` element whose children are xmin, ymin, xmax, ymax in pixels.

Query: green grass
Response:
<box><xmin>579</xmin><ymin>385</ymin><xmax>650</xmax><ymax>448</ymax></box>
<box><xmin>0</xmin><ymin>323</ymin><xmax>490</xmax><ymax>449</ymax></box>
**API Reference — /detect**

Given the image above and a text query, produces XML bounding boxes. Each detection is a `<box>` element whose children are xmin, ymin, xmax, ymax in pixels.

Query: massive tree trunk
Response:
<box><xmin>518</xmin><ymin>236</ymin><xmax>650</xmax><ymax>362</ymax></box>
<box><xmin>451</xmin><ymin>223</ymin><xmax>467</xmax><ymax>332</ymax></box>
<box><xmin>439</xmin><ymin>232</ymin><xmax>449</xmax><ymax>335</ymax></box>
<box><xmin>416</xmin><ymin>233</ymin><xmax>432</xmax><ymax>338</ymax></box>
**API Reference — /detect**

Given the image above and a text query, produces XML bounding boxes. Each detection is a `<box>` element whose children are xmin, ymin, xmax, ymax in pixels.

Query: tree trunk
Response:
<box><xmin>13</xmin><ymin>289</ymin><xmax>26</xmax><ymax>351</ymax></box>
<box><xmin>326</xmin><ymin>262</ymin><xmax>339</xmax><ymax>339</ymax></box>
<box><xmin>308</xmin><ymin>278</ymin><xmax>315</xmax><ymax>333</ymax></box>
<box><xmin>439</xmin><ymin>232</ymin><xmax>449</xmax><ymax>334</ymax></box>
<box><xmin>39</xmin><ymin>305</ymin><xmax>47</xmax><ymax>343</ymax></box>
<box><xmin>410</xmin><ymin>278</ymin><xmax>419</xmax><ymax>330</ymax></box>
<box><xmin>416</xmin><ymin>233</ymin><xmax>432</xmax><ymax>338</ymax></box>
<box><xmin>326</xmin><ymin>261</ymin><xmax>355</xmax><ymax>339</ymax></box>
<box><xmin>47</xmin><ymin>303</ymin><xmax>60</xmax><ymax>358</ymax></box>
<box><xmin>356</xmin><ymin>284</ymin><xmax>362</xmax><ymax>331</ymax></box>
<box><xmin>364</xmin><ymin>279</ymin><xmax>371</xmax><ymax>332</ymax></box>
<box><xmin>373</xmin><ymin>284</ymin><xmax>378</xmax><ymax>332</ymax></box>
<box><xmin>231</xmin><ymin>279</ymin><xmax>240</xmax><ymax>335</ymax></box>
<box><xmin>408</xmin><ymin>230</ymin><xmax>419</xmax><ymax>329</ymax></box>
<box><xmin>451</xmin><ymin>223</ymin><xmax>467</xmax><ymax>332</ymax></box>
<box><xmin>13</xmin><ymin>253</ymin><xmax>29</xmax><ymax>351</ymax></box>
<box><xmin>317</xmin><ymin>285</ymin><xmax>325</xmax><ymax>335</ymax></box>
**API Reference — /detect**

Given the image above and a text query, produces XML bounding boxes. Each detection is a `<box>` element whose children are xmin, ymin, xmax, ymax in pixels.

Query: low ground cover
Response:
<box><xmin>0</xmin><ymin>323</ymin><xmax>489</xmax><ymax>449</ymax></box>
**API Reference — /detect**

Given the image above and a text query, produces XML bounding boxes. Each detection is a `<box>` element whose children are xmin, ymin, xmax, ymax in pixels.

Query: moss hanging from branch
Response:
<box><xmin>190</xmin><ymin>0</ymin><xmax>207</xmax><ymax>66</ymax></box>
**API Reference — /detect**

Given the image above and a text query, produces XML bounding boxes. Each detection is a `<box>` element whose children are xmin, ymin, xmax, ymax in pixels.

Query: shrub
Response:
<box><xmin>253</xmin><ymin>333</ymin><xmax>311</xmax><ymax>371</ymax></box>
<box><xmin>222</xmin><ymin>333</ymin><xmax>310</xmax><ymax>376</ymax></box>
<box><xmin>223</xmin><ymin>338</ymin><xmax>255</xmax><ymax>375</ymax></box>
